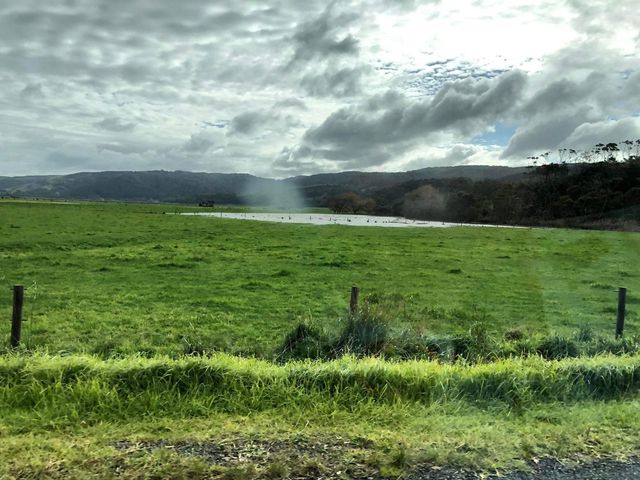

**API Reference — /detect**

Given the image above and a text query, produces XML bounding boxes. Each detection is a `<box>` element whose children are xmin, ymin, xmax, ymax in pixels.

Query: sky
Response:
<box><xmin>1</xmin><ymin>0</ymin><xmax>639</xmax><ymax>178</ymax></box>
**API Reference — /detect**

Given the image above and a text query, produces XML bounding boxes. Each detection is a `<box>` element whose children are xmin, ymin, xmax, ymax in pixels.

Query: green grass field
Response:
<box><xmin>1</xmin><ymin>200</ymin><xmax>640</xmax><ymax>478</ymax></box>
<box><xmin>1</xmin><ymin>200</ymin><xmax>638</xmax><ymax>357</ymax></box>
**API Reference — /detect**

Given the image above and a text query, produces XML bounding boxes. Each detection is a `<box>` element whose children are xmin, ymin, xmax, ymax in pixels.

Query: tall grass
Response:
<box><xmin>277</xmin><ymin>315</ymin><xmax>640</xmax><ymax>363</ymax></box>
<box><xmin>2</xmin><ymin>353</ymin><xmax>640</xmax><ymax>424</ymax></box>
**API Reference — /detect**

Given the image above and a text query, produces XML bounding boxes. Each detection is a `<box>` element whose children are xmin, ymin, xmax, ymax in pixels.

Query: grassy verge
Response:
<box><xmin>4</xmin><ymin>353</ymin><xmax>640</xmax><ymax>415</ymax></box>
<box><xmin>2</xmin><ymin>353</ymin><xmax>640</xmax><ymax>478</ymax></box>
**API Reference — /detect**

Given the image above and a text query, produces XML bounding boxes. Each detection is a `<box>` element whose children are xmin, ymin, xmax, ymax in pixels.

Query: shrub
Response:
<box><xmin>275</xmin><ymin>323</ymin><xmax>326</xmax><ymax>362</ymax></box>
<box><xmin>588</xmin><ymin>336</ymin><xmax>640</xmax><ymax>356</ymax></box>
<box><xmin>451</xmin><ymin>322</ymin><xmax>498</xmax><ymax>361</ymax></box>
<box><xmin>536</xmin><ymin>335</ymin><xmax>579</xmax><ymax>360</ymax></box>
<box><xmin>500</xmin><ymin>337</ymin><xmax>537</xmax><ymax>358</ymax></box>
<box><xmin>333</xmin><ymin>305</ymin><xmax>389</xmax><ymax>356</ymax></box>
<box><xmin>504</xmin><ymin>327</ymin><xmax>526</xmax><ymax>341</ymax></box>
<box><xmin>574</xmin><ymin>325</ymin><xmax>595</xmax><ymax>343</ymax></box>
<box><xmin>383</xmin><ymin>330</ymin><xmax>444</xmax><ymax>360</ymax></box>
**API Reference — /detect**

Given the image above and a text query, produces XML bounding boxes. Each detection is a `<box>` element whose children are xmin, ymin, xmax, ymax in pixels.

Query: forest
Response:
<box><xmin>327</xmin><ymin>142</ymin><xmax>640</xmax><ymax>228</ymax></box>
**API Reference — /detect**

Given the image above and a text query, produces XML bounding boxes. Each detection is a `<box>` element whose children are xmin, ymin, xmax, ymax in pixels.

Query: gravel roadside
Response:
<box><xmin>408</xmin><ymin>457</ymin><xmax>640</xmax><ymax>480</ymax></box>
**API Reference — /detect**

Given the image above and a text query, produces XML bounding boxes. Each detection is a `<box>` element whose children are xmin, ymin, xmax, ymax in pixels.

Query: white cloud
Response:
<box><xmin>563</xmin><ymin>118</ymin><xmax>640</xmax><ymax>151</ymax></box>
<box><xmin>0</xmin><ymin>0</ymin><xmax>638</xmax><ymax>176</ymax></box>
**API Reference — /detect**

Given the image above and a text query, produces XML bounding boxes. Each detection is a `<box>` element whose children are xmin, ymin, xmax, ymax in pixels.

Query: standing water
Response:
<box><xmin>182</xmin><ymin>212</ymin><xmax>516</xmax><ymax>228</ymax></box>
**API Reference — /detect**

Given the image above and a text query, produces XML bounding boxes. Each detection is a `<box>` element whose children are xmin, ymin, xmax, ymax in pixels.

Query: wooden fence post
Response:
<box><xmin>10</xmin><ymin>285</ymin><xmax>24</xmax><ymax>348</ymax></box>
<box><xmin>350</xmin><ymin>286</ymin><xmax>360</xmax><ymax>317</ymax></box>
<box><xmin>616</xmin><ymin>287</ymin><xmax>627</xmax><ymax>338</ymax></box>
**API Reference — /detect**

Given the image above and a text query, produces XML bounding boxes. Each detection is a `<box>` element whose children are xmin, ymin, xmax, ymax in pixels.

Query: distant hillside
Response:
<box><xmin>287</xmin><ymin>165</ymin><xmax>528</xmax><ymax>207</ymax></box>
<box><xmin>0</xmin><ymin>165</ymin><xmax>526</xmax><ymax>205</ymax></box>
<box><xmin>0</xmin><ymin>171</ymin><xmax>273</xmax><ymax>204</ymax></box>
<box><xmin>3</xmin><ymin>162</ymin><xmax>638</xmax><ymax>229</ymax></box>
<box><xmin>288</xmin><ymin>165</ymin><xmax>526</xmax><ymax>188</ymax></box>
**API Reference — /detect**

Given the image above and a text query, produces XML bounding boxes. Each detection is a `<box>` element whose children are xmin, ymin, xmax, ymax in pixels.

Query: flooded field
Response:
<box><xmin>183</xmin><ymin>212</ymin><xmax>513</xmax><ymax>228</ymax></box>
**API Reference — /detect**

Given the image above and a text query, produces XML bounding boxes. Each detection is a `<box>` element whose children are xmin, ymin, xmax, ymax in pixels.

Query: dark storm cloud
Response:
<box><xmin>564</xmin><ymin>118</ymin><xmax>640</xmax><ymax>150</ymax></box>
<box><xmin>277</xmin><ymin>69</ymin><xmax>530</xmax><ymax>171</ymax></box>
<box><xmin>501</xmin><ymin>44</ymin><xmax>640</xmax><ymax>158</ymax></box>
<box><xmin>230</xmin><ymin>111</ymin><xmax>274</xmax><ymax>135</ymax></box>
<box><xmin>502</xmin><ymin>108</ymin><xmax>596</xmax><ymax>158</ymax></box>
<box><xmin>288</xmin><ymin>3</ymin><xmax>359</xmax><ymax>65</ymax></box>
<box><xmin>229</xmin><ymin>108</ymin><xmax>301</xmax><ymax>137</ymax></box>
<box><xmin>519</xmin><ymin>77</ymin><xmax>593</xmax><ymax>117</ymax></box>
<box><xmin>273</xmin><ymin>142</ymin><xmax>392</xmax><ymax>173</ymax></box>
<box><xmin>285</xmin><ymin>3</ymin><xmax>371</xmax><ymax>99</ymax></box>
<box><xmin>303</xmin><ymin>71</ymin><xmax>527</xmax><ymax>163</ymax></box>
<box><xmin>500</xmin><ymin>73</ymin><xmax>613</xmax><ymax>158</ymax></box>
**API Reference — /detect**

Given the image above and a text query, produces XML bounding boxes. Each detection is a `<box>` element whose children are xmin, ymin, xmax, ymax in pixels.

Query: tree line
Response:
<box><xmin>325</xmin><ymin>141</ymin><xmax>640</xmax><ymax>227</ymax></box>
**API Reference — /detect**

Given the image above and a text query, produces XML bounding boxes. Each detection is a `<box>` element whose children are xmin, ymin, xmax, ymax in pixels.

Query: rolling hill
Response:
<box><xmin>0</xmin><ymin>165</ymin><xmax>527</xmax><ymax>205</ymax></box>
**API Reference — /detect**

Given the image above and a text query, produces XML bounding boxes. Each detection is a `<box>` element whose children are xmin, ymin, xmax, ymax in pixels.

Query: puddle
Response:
<box><xmin>183</xmin><ymin>212</ymin><xmax>516</xmax><ymax>228</ymax></box>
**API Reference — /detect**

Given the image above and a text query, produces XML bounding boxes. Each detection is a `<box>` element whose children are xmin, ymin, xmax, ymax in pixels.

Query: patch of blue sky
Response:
<box><xmin>472</xmin><ymin>123</ymin><xmax>517</xmax><ymax>146</ymax></box>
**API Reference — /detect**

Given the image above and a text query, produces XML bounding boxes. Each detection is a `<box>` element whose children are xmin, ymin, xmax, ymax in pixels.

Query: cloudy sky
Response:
<box><xmin>1</xmin><ymin>0</ymin><xmax>639</xmax><ymax>177</ymax></box>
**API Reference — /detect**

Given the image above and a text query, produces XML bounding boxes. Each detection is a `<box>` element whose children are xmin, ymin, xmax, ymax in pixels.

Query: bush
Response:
<box><xmin>383</xmin><ymin>330</ymin><xmax>444</xmax><ymax>360</ymax></box>
<box><xmin>275</xmin><ymin>323</ymin><xmax>326</xmax><ymax>362</ymax></box>
<box><xmin>588</xmin><ymin>336</ymin><xmax>640</xmax><ymax>356</ymax></box>
<box><xmin>451</xmin><ymin>322</ymin><xmax>498</xmax><ymax>361</ymax></box>
<box><xmin>574</xmin><ymin>325</ymin><xmax>595</xmax><ymax>343</ymax></box>
<box><xmin>504</xmin><ymin>327</ymin><xmax>526</xmax><ymax>341</ymax></box>
<box><xmin>275</xmin><ymin>308</ymin><xmax>639</xmax><ymax>364</ymax></box>
<box><xmin>333</xmin><ymin>305</ymin><xmax>389</xmax><ymax>356</ymax></box>
<box><xmin>536</xmin><ymin>335</ymin><xmax>579</xmax><ymax>360</ymax></box>
<box><xmin>500</xmin><ymin>337</ymin><xmax>537</xmax><ymax>358</ymax></box>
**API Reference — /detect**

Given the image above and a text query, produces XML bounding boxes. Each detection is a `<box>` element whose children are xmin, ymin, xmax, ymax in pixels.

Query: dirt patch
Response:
<box><xmin>115</xmin><ymin>439</ymin><xmax>640</xmax><ymax>479</ymax></box>
<box><xmin>114</xmin><ymin>436</ymin><xmax>381</xmax><ymax>479</ymax></box>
